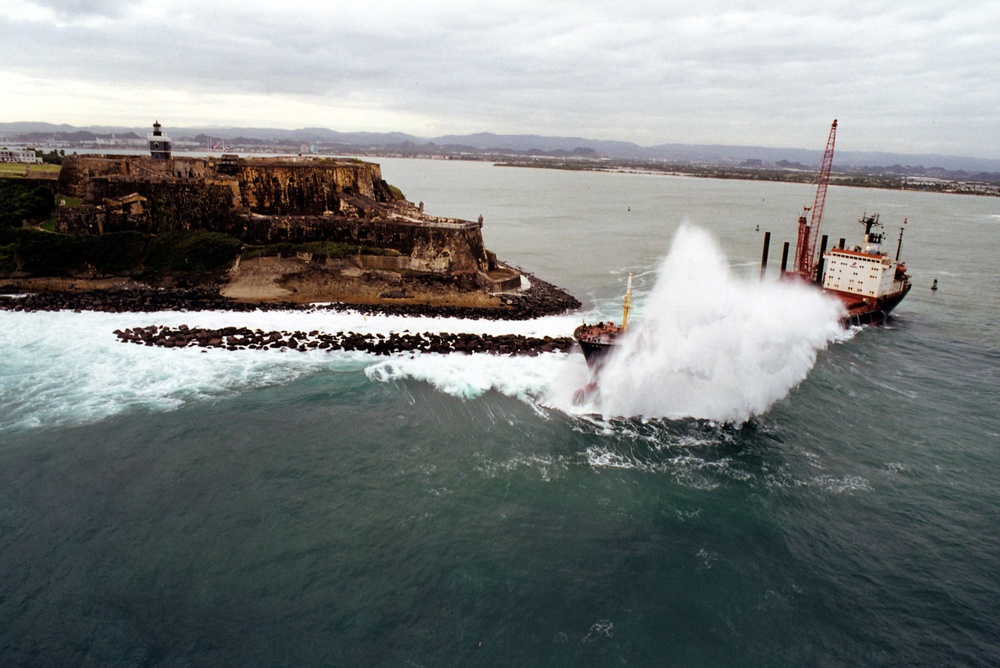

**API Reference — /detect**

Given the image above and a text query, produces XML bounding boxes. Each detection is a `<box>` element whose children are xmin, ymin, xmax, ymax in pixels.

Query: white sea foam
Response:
<box><xmin>0</xmin><ymin>306</ymin><xmax>578</xmax><ymax>432</ymax></box>
<box><xmin>365</xmin><ymin>351</ymin><xmax>572</xmax><ymax>402</ymax></box>
<box><xmin>566</xmin><ymin>224</ymin><xmax>850</xmax><ymax>424</ymax></box>
<box><xmin>0</xmin><ymin>226</ymin><xmax>847</xmax><ymax>431</ymax></box>
<box><xmin>0</xmin><ymin>310</ymin><xmax>325</xmax><ymax>431</ymax></box>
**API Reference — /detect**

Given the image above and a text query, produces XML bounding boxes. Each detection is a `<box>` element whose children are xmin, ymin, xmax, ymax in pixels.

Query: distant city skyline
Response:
<box><xmin>2</xmin><ymin>1</ymin><xmax>998</xmax><ymax>159</ymax></box>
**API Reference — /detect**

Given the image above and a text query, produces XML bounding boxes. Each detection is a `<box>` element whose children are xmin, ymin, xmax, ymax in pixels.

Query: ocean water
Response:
<box><xmin>1</xmin><ymin>159</ymin><xmax>999</xmax><ymax>666</ymax></box>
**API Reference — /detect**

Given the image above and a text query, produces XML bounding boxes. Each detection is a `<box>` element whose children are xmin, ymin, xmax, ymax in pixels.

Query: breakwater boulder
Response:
<box><xmin>114</xmin><ymin>325</ymin><xmax>574</xmax><ymax>357</ymax></box>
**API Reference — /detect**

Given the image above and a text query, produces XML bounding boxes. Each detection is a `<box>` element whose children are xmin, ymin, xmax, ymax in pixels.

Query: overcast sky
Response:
<box><xmin>2</xmin><ymin>0</ymin><xmax>998</xmax><ymax>157</ymax></box>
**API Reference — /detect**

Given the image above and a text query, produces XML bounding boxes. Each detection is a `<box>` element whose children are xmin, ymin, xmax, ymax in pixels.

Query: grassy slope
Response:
<box><xmin>0</xmin><ymin>164</ymin><xmax>61</xmax><ymax>178</ymax></box>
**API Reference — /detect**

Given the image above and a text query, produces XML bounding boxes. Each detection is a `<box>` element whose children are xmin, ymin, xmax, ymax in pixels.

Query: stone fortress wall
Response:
<box><xmin>56</xmin><ymin>154</ymin><xmax>510</xmax><ymax>281</ymax></box>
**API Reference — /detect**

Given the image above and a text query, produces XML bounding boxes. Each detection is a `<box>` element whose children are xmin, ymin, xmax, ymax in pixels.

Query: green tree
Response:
<box><xmin>144</xmin><ymin>230</ymin><xmax>242</xmax><ymax>274</ymax></box>
<box><xmin>0</xmin><ymin>181</ymin><xmax>56</xmax><ymax>228</ymax></box>
<box><xmin>40</xmin><ymin>149</ymin><xmax>63</xmax><ymax>165</ymax></box>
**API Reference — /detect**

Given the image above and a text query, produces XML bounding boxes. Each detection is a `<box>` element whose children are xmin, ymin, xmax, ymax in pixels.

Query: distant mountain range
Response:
<box><xmin>3</xmin><ymin>121</ymin><xmax>999</xmax><ymax>174</ymax></box>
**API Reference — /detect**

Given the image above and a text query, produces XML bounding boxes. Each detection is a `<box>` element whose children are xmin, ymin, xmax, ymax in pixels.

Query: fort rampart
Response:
<box><xmin>55</xmin><ymin>154</ymin><xmax>496</xmax><ymax>277</ymax></box>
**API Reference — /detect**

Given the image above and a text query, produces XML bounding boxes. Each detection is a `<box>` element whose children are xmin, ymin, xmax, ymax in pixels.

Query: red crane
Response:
<box><xmin>793</xmin><ymin>119</ymin><xmax>838</xmax><ymax>282</ymax></box>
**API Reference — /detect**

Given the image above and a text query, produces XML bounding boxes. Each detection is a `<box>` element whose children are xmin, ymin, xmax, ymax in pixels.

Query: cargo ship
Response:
<box><xmin>764</xmin><ymin>119</ymin><xmax>912</xmax><ymax>326</ymax></box>
<box><xmin>573</xmin><ymin>121</ymin><xmax>913</xmax><ymax>374</ymax></box>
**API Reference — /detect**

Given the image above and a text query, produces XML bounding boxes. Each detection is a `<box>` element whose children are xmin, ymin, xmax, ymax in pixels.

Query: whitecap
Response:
<box><xmin>582</xmin><ymin>224</ymin><xmax>849</xmax><ymax>424</ymax></box>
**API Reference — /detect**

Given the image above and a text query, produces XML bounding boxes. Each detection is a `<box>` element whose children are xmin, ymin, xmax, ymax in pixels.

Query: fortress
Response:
<box><xmin>54</xmin><ymin>124</ymin><xmax>521</xmax><ymax>294</ymax></box>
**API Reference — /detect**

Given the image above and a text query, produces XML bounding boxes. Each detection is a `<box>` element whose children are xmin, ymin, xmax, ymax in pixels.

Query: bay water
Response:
<box><xmin>1</xmin><ymin>159</ymin><xmax>998</xmax><ymax>666</ymax></box>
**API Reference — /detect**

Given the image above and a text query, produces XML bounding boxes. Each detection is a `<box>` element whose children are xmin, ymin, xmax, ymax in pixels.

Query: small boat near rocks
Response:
<box><xmin>573</xmin><ymin>273</ymin><xmax>632</xmax><ymax>372</ymax></box>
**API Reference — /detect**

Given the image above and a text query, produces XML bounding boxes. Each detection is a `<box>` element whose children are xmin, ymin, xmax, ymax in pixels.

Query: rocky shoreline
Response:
<box><xmin>0</xmin><ymin>271</ymin><xmax>581</xmax><ymax>321</ymax></box>
<box><xmin>2</xmin><ymin>273</ymin><xmax>583</xmax><ymax>358</ymax></box>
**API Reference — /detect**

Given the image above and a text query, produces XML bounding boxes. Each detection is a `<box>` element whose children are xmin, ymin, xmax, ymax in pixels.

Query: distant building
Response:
<box><xmin>148</xmin><ymin>120</ymin><xmax>172</xmax><ymax>160</ymax></box>
<box><xmin>0</xmin><ymin>147</ymin><xmax>42</xmax><ymax>163</ymax></box>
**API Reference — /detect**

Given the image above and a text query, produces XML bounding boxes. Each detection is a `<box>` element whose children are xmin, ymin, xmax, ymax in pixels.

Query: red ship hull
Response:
<box><xmin>829</xmin><ymin>283</ymin><xmax>912</xmax><ymax>327</ymax></box>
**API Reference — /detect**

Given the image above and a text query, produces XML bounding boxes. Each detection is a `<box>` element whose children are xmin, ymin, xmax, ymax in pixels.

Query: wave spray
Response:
<box><xmin>587</xmin><ymin>224</ymin><xmax>848</xmax><ymax>424</ymax></box>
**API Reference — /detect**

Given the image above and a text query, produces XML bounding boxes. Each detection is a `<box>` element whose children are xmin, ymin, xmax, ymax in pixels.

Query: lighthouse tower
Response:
<box><xmin>148</xmin><ymin>120</ymin><xmax>172</xmax><ymax>160</ymax></box>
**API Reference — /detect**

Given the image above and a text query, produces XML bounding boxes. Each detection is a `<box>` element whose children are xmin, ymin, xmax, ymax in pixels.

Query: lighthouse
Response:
<box><xmin>148</xmin><ymin>120</ymin><xmax>172</xmax><ymax>160</ymax></box>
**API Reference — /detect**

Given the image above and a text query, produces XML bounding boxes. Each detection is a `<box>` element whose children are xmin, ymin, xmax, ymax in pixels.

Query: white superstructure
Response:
<box><xmin>820</xmin><ymin>214</ymin><xmax>909</xmax><ymax>300</ymax></box>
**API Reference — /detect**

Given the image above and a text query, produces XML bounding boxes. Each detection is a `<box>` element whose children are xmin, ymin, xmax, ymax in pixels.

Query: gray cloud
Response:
<box><xmin>26</xmin><ymin>0</ymin><xmax>132</xmax><ymax>18</ymax></box>
<box><xmin>2</xmin><ymin>0</ymin><xmax>998</xmax><ymax>157</ymax></box>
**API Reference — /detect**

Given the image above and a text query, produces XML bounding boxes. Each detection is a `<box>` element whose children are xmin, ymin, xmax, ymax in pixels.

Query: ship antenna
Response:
<box><xmin>621</xmin><ymin>273</ymin><xmax>633</xmax><ymax>331</ymax></box>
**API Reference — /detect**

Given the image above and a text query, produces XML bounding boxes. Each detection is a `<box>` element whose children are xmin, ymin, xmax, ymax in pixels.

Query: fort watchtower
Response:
<box><xmin>148</xmin><ymin>120</ymin><xmax>171</xmax><ymax>160</ymax></box>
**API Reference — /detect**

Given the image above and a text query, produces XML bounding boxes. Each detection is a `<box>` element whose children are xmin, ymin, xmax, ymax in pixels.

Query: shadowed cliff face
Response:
<box><xmin>61</xmin><ymin>180</ymin><xmax>244</xmax><ymax>235</ymax></box>
<box><xmin>234</xmin><ymin>162</ymin><xmax>394</xmax><ymax>215</ymax></box>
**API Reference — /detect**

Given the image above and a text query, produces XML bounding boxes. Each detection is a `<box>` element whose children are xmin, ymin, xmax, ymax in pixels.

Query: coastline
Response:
<box><xmin>0</xmin><ymin>268</ymin><xmax>581</xmax><ymax>321</ymax></box>
<box><xmin>488</xmin><ymin>157</ymin><xmax>1000</xmax><ymax>197</ymax></box>
<box><xmin>0</xmin><ymin>267</ymin><xmax>582</xmax><ymax>358</ymax></box>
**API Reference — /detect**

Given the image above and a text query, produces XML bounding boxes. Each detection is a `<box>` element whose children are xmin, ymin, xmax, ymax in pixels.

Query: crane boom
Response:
<box><xmin>795</xmin><ymin>119</ymin><xmax>838</xmax><ymax>281</ymax></box>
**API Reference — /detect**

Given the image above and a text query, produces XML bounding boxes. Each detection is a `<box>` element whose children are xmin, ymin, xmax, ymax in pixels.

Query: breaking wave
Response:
<box><xmin>565</xmin><ymin>224</ymin><xmax>849</xmax><ymax>423</ymax></box>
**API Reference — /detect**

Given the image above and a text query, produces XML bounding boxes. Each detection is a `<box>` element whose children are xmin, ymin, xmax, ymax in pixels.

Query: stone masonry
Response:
<box><xmin>56</xmin><ymin>154</ymin><xmax>504</xmax><ymax>279</ymax></box>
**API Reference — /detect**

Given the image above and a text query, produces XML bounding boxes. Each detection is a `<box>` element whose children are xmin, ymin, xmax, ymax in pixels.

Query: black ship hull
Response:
<box><xmin>574</xmin><ymin>323</ymin><xmax>622</xmax><ymax>370</ymax></box>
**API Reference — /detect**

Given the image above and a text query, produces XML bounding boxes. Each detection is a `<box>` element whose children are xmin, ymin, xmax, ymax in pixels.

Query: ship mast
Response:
<box><xmin>794</xmin><ymin>119</ymin><xmax>837</xmax><ymax>283</ymax></box>
<box><xmin>621</xmin><ymin>273</ymin><xmax>633</xmax><ymax>331</ymax></box>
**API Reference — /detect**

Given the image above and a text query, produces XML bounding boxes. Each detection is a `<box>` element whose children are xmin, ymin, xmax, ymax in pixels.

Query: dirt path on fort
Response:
<box><xmin>221</xmin><ymin>255</ymin><xmax>503</xmax><ymax>307</ymax></box>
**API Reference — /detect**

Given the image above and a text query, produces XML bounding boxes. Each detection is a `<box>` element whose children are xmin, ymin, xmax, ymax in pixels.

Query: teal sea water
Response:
<box><xmin>2</xmin><ymin>159</ymin><xmax>999</xmax><ymax>666</ymax></box>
